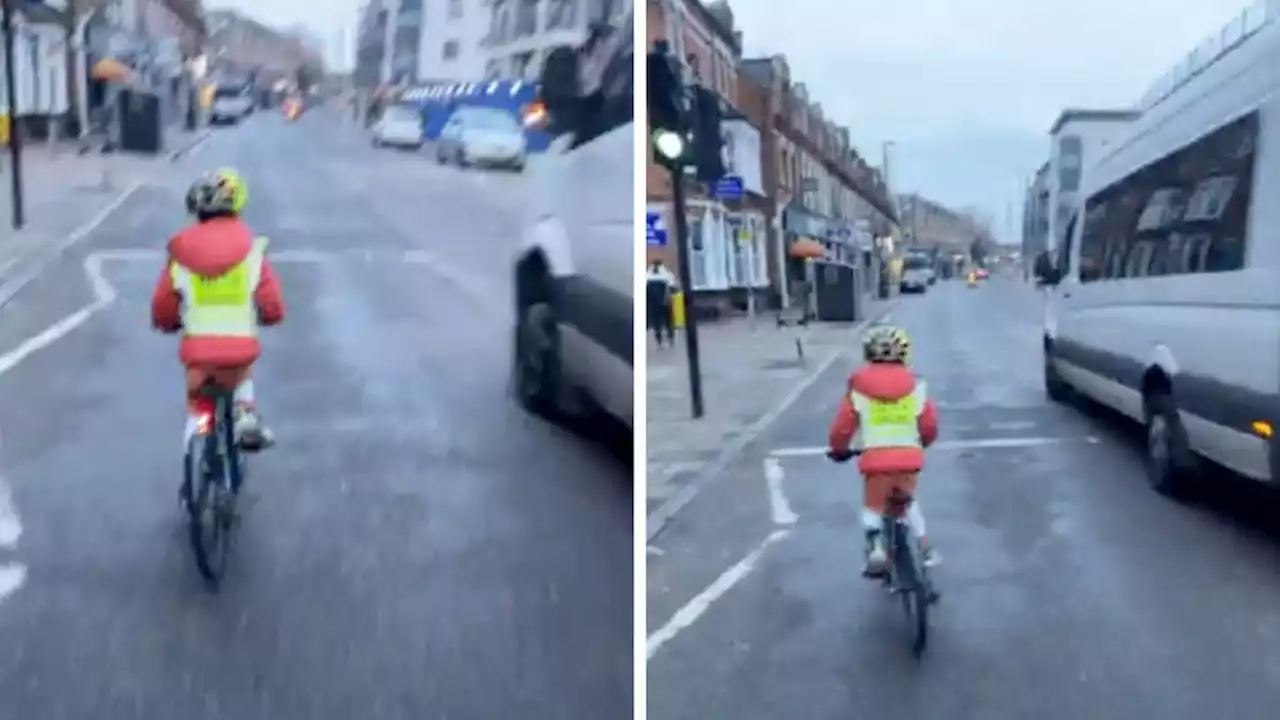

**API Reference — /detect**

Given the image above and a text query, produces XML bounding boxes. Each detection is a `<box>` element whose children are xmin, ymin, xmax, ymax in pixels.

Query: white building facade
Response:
<box><xmin>482</xmin><ymin>0</ymin><xmax>629</xmax><ymax>81</ymax></box>
<box><xmin>417</xmin><ymin>0</ymin><xmax>489</xmax><ymax>82</ymax></box>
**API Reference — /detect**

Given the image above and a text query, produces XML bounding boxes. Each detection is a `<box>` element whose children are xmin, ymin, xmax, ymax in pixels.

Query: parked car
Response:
<box><xmin>210</xmin><ymin>85</ymin><xmax>253</xmax><ymax>125</ymax></box>
<box><xmin>900</xmin><ymin>255</ymin><xmax>933</xmax><ymax>293</ymax></box>
<box><xmin>371</xmin><ymin>104</ymin><xmax>424</xmax><ymax>149</ymax></box>
<box><xmin>436</xmin><ymin>106</ymin><xmax>528</xmax><ymax>170</ymax></box>
<box><xmin>511</xmin><ymin>14</ymin><xmax>633</xmax><ymax>437</ymax></box>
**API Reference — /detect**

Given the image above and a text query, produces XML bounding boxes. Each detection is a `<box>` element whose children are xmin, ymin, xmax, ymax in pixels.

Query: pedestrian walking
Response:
<box><xmin>646</xmin><ymin>259</ymin><xmax>678</xmax><ymax>347</ymax></box>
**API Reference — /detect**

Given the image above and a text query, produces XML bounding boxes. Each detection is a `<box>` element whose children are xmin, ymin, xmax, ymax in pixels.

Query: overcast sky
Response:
<box><xmin>206</xmin><ymin>0</ymin><xmax>360</xmax><ymax>71</ymax></box>
<box><xmin>728</xmin><ymin>0</ymin><xmax>1255</xmax><ymax>241</ymax></box>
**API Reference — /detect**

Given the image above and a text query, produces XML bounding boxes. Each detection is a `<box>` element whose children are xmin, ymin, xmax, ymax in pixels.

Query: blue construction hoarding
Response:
<box><xmin>395</xmin><ymin>80</ymin><xmax>552</xmax><ymax>152</ymax></box>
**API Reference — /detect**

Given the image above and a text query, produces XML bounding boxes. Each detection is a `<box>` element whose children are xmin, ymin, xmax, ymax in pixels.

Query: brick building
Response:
<box><xmin>646</xmin><ymin>0</ymin><xmax>900</xmax><ymax>314</ymax></box>
<box><xmin>646</xmin><ymin>0</ymin><xmax>767</xmax><ymax>310</ymax></box>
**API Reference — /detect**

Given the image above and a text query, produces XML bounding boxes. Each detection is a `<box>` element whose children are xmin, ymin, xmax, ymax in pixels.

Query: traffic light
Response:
<box><xmin>647</xmin><ymin>43</ymin><xmax>687</xmax><ymax>168</ymax></box>
<box><xmin>689</xmin><ymin>86</ymin><xmax>725</xmax><ymax>184</ymax></box>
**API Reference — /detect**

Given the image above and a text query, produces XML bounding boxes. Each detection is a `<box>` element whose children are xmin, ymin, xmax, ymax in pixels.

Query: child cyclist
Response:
<box><xmin>151</xmin><ymin>169</ymin><xmax>285</xmax><ymax>506</ymax></box>
<box><xmin>827</xmin><ymin>325</ymin><xmax>939</xmax><ymax>576</ymax></box>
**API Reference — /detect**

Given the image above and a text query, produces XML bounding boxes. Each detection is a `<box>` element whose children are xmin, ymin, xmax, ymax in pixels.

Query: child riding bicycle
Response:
<box><xmin>827</xmin><ymin>325</ymin><xmax>940</xmax><ymax>576</ymax></box>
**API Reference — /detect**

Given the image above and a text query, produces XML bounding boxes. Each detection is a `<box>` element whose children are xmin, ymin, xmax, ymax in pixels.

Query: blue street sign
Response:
<box><xmin>713</xmin><ymin>175</ymin><xmax>743</xmax><ymax>201</ymax></box>
<box><xmin>646</xmin><ymin>211</ymin><xmax>668</xmax><ymax>246</ymax></box>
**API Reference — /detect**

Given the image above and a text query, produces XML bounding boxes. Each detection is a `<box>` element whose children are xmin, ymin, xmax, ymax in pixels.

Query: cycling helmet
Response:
<box><xmin>185</xmin><ymin>168</ymin><xmax>248</xmax><ymax>217</ymax></box>
<box><xmin>863</xmin><ymin>325</ymin><xmax>911</xmax><ymax>364</ymax></box>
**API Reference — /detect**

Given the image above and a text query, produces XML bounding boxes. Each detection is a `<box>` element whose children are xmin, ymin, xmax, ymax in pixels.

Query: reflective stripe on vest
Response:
<box><xmin>170</xmin><ymin>236</ymin><xmax>268</xmax><ymax>338</ymax></box>
<box><xmin>850</xmin><ymin>381</ymin><xmax>928</xmax><ymax>450</ymax></box>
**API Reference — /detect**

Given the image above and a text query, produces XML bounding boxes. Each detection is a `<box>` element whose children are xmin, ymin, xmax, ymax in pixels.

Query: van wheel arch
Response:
<box><xmin>1043</xmin><ymin>336</ymin><xmax>1070</xmax><ymax>402</ymax></box>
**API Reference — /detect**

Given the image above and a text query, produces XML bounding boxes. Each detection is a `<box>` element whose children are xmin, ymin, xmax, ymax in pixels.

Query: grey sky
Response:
<box><xmin>206</xmin><ymin>0</ymin><xmax>361</xmax><ymax>70</ymax></box>
<box><xmin>728</xmin><ymin>0</ymin><xmax>1253</xmax><ymax>241</ymax></box>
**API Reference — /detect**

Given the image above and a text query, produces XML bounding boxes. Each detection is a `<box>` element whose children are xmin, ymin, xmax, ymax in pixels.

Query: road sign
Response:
<box><xmin>646</xmin><ymin>211</ymin><xmax>668</xmax><ymax>246</ymax></box>
<box><xmin>713</xmin><ymin>175</ymin><xmax>743</xmax><ymax>201</ymax></box>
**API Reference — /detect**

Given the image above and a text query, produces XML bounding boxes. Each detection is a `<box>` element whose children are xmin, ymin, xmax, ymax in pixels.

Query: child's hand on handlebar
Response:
<box><xmin>826</xmin><ymin>448</ymin><xmax>857</xmax><ymax>463</ymax></box>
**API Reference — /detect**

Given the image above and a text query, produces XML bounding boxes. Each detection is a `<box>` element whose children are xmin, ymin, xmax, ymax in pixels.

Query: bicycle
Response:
<box><xmin>828</xmin><ymin>447</ymin><xmax>939</xmax><ymax>658</ymax></box>
<box><xmin>183</xmin><ymin>380</ymin><xmax>247</xmax><ymax>590</ymax></box>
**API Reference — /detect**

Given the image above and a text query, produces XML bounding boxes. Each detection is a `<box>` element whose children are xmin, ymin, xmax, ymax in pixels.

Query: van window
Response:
<box><xmin>1078</xmin><ymin>110</ymin><xmax>1257</xmax><ymax>282</ymax></box>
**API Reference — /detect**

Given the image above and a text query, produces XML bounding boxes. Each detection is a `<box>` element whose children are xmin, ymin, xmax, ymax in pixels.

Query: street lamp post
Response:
<box><xmin>2</xmin><ymin>0</ymin><xmax>26</xmax><ymax>229</ymax></box>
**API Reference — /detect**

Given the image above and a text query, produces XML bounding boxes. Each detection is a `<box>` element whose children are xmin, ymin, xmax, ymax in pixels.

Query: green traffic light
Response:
<box><xmin>652</xmin><ymin>129</ymin><xmax>685</xmax><ymax>160</ymax></box>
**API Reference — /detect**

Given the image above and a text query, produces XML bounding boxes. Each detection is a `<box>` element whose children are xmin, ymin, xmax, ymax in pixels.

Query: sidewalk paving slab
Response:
<box><xmin>646</xmin><ymin>296</ymin><xmax>898</xmax><ymax>537</ymax></box>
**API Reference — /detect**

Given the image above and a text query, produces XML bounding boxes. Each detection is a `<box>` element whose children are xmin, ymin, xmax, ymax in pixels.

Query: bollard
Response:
<box><xmin>670</xmin><ymin>290</ymin><xmax>686</xmax><ymax>329</ymax></box>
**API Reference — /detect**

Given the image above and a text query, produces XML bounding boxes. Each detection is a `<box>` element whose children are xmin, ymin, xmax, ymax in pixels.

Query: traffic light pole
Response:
<box><xmin>670</xmin><ymin>166</ymin><xmax>704</xmax><ymax>419</ymax></box>
<box><xmin>2</xmin><ymin>0</ymin><xmax>25</xmax><ymax>229</ymax></box>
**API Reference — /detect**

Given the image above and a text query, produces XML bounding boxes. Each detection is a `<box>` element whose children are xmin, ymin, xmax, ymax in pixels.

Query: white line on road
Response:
<box><xmin>646</xmin><ymin>528</ymin><xmax>791</xmax><ymax>661</ymax></box>
<box><xmin>763</xmin><ymin>457</ymin><xmax>796</xmax><ymax>525</ymax></box>
<box><xmin>768</xmin><ymin>436</ymin><xmax>1101</xmax><ymax>457</ymax></box>
<box><xmin>0</xmin><ymin>565</ymin><xmax>26</xmax><ymax>604</ymax></box>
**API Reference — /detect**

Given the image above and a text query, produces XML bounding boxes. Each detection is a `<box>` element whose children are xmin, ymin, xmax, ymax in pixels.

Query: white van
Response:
<box><xmin>510</xmin><ymin>12</ymin><xmax>633</xmax><ymax>435</ymax></box>
<box><xmin>1040</xmin><ymin>12</ymin><xmax>1280</xmax><ymax>496</ymax></box>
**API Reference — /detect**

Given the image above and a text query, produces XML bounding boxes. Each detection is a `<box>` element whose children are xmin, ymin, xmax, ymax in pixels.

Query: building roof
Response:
<box><xmin>1048</xmin><ymin>108</ymin><xmax>1140</xmax><ymax>135</ymax></box>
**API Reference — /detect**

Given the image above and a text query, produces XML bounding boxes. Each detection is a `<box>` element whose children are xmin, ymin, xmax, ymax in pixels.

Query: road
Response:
<box><xmin>0</xmin><ymin>110</ymin><xmax>632</xmax><ymax>719</ymax></box>
<box><xmin>647</xmin><ymin>276</ymin><xmax>1280</xmax><ymax>719</ymax></box>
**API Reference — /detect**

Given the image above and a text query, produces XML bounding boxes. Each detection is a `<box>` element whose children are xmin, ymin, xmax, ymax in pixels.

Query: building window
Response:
<box><xmin>449</xmin><ymin>0</ymin><xmax>463</xmax><ymax>19</ymax></box>
<box><xmin>546</xmin><ymin>0</ymin><xmax>579</xmax><ymax>30</ymax></box>
<box><xmin>1078</xmin><ymin>110</ymin><xmax>1256</xmax><ymax>282</ymax></box>
<box><xmin>443</xmin><ymin>40</ymin><xmax>459</xmax><ymax>61</ymax></box>
<box><xmin>1057</xmin><ymin>135</ymin><xmax>1082</xmax><ymax>192</ymax></box>
<box><xmin>515</xmin><ymin>0</ymin><xmax>538</xmax><ymax>37</ymax></box>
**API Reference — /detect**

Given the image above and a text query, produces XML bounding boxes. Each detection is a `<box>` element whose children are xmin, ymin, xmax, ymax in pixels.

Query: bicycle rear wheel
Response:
<box><xmin>891</xmin><ymin>528</ymin><xmax>929</xmax><ymax>657</ymax></box>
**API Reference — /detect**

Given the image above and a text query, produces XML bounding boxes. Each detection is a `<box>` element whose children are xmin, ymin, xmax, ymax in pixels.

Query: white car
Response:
<box><xmin>210</xmin><ymin>88</ymin><xmax>253</xmax><ymax>124</ymax></box>
<box><xmin>511</xmin><ymin>13</ymin><xmax>633</xmax><ymax>435</ymax></box>
<box><xmin>900</xmin><ymin>257</ymin><xmax>933</xmax><ymax>293</ymax></box>
<box><xmin>1041</xmin><ymin>18</ymin><xmax>1276</xmax><ymax>495</ymax></box>
<box><xmin>372</xmin><ymin>105</ymin><xmax>424</xmax><ymax>149</ymax></box>
<box><xmin>436</xmin><ymin>106</ymin><xmax>528</xmax><ymax>170</ymax></box>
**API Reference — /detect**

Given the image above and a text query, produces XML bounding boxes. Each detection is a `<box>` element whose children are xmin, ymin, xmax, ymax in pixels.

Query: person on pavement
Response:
<box><xmin>827</xmin><ymin>325</ymin><xmax>940</xmax><ymax>576</ymax></box>
<box><xmin>646</xmin><ymin>259</ymin><xmax>677</xmax><ymax>347</ymax></box>
<box><xmin>151</xmin><ymin>169</ymin><xmax>285</xmax><ymax>504</ymax></box>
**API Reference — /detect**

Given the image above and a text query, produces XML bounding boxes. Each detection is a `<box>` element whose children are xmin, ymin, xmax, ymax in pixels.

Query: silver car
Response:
<box><xmin>436</xmin><ymin>107</ymin><xmax>528</xmax><ymax>171</ymax></box>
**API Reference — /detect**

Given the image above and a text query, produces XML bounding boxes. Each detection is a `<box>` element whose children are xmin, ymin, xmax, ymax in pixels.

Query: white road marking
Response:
<box><xmin>647</xmin><ymin>546</ymin><xmax>664</xmax><ymax>557</ymax></box>
<box><xmin>768</xmin><ymin>436</ymin><xmax>1100</xmax><ymax>457</ymax></box>
<box><xmin>0</xmin><ymin>565</ymin><xmax>26</xmax><ymax>603</ymax></box>
<box><xmin>763</xmin><ymin>457</ymin><xmax>796</xmax><ymax>525</ymax></box>
<box><xmin>0</xmin><ymin>432</ymin><xmax>26</xmax><ymax>604</ymax></box>
<box><xmin>646</xmin><ymin>528</ymin><xmax>791</xmax><ymax>660</ymax></box>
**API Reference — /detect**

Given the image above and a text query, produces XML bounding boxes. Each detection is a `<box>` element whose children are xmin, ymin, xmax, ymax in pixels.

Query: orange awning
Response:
<box><xmin>90</xmin><ymin>58</ymin><xmax>132</xmax><ymax>83</ymax></box>
<box><xmin>790</xmin><ymin>238</ymin><xmax>826</xmax><ymax>259</ymax></box>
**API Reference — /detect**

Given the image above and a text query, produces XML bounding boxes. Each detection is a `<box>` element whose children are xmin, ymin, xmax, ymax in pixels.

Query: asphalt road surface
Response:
<box><xmin>0</xmin><ymin>110</ymin><xmax>632</xmax><ymax>719</ymax></box>
<box><xmin>647</xmin><ymin>276</ymin><xmax>1280</xmax><ymax>720</ymax></box>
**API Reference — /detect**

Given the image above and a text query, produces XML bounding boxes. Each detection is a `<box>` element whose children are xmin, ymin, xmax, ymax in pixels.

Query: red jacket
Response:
<box><xmin>828</xmin><ymin>363</ymin><xmax>939</xmax><ymax>475</ymax></box>
<box><xmin>150</xmin><ymin>218</ymin><xmax>285</xmax><ymax>367</ymax></box>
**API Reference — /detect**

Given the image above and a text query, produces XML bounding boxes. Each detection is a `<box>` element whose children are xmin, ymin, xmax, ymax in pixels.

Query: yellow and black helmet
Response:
<box><xmin>185</xmin><ymin>167</ymin><xmax>248</xmax><ymax>217</ymax></box>
<box><xmin>862</xmin><ymin>325</ymin><xmax>911</xmax><ymax>364</ymax></box>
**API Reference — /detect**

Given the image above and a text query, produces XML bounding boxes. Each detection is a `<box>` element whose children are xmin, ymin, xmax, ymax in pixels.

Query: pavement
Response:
<box><xmin>0</xmin><ymin>109</ymin><xmax>631</xmax><ymax>719</ymax></box>
<box><xmin>0</xmin><ymin>124</ymin><xmax>212</xmax><ymax>293</ymax></box>
<box><xmin>646</xmin><ymin>295</ymin><xmax>896</xmax><ymax>534</ymax></box>
<box><xmin>646</xmin><ymin>276</ymin><xmax>1280</xmax><ymax>719</ymax></box>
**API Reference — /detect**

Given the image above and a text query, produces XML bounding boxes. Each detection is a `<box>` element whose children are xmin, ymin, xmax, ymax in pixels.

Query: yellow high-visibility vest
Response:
<box><xmin>169</xmin><ymin>237</ymin><xmax>268</xmax><ymax>338</ymax></box>
<box><xmin>850</xmin><ymin>381</ymin><xmax>928</xmax><ymax>449</ymax></box>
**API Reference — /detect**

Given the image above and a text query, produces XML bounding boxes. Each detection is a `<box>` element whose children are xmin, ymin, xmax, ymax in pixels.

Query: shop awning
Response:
<box><xmin>790</xmin><ymin>237</ymin><xmax>826</xmax><ymax>259</ymax></box>
<box><xmin>90</xmin><ymin>58</ymin><xmax>132</xmax><ymax>83</ymax></box>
